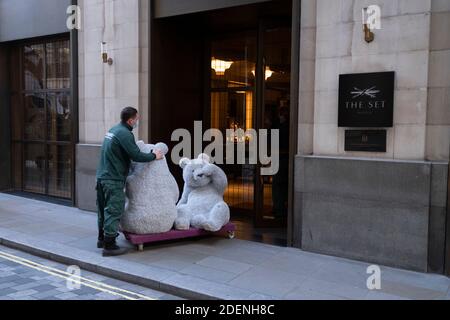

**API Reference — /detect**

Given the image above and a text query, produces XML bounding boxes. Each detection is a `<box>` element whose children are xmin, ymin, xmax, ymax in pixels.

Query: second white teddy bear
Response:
<box><xmin>175</xmin><ymin>154</ymin><xmax>230</xmax><ymax>232</ymax></box>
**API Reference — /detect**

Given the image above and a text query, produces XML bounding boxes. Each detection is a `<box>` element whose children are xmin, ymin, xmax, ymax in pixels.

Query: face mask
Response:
<box><xmin>132</xmin><ymin>119</ymin><xmax>139</xmax><ymax>129</ymax></box>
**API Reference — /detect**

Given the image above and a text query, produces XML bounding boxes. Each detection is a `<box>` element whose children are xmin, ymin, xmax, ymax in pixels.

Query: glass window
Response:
<box><xmin>11</xmin><ymin>143</ymin><xmax>23</xmax><ymax>189</ymax></box>
<box><xmin>13</xmin><ymin>38</ymin><xmax>73</xmax><ymax>200</ymax></box>
<box><xmin>23</xmin><ymin>143</ymin><xmax>46</xmax><ymax>194</ymax></box>
<box><xmin>47</xmin><ymin>145</ymin><xmax>72</xmax><ymax>198</ymax></box>
<box><xmin>261</xmin><ymin>27</ymin><xmax>291</xmax><ymax>219</ymax></box>
<box><xmin>47</xmin><ymin>92</ymin><xmax>71</xmax><ymax>142</ymax></box>
<box><xmin>211</xmin><ymin>35</ymin><xmax>256</xmax><ymax>89</ymax></box>
<box><xmin>210</xmin><ymin>34</ymin><xmax>257</xmax><ymax>214</ymax></box>
<box><xmin>46</xmin><ymin>40</ymin><xmax>71</xmax><ymax>89</ymax></box>
<box><xmin>24</xmin><ymin>44</ymin><xmax>44</xmax><ymax>90</ymax></box>
<box><xmin>24</xmin><ymin>93</ymin><xmax>46</xmax><ymax>141</ymax></box>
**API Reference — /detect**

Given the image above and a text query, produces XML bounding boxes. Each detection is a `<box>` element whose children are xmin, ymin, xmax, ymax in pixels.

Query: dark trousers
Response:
<box><xmin>96</xmin><ymin>180</ymin><xmax>125</xmax><ymax>238</ymax></box>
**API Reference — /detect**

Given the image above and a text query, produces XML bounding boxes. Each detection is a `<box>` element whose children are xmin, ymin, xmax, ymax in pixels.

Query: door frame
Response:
<box><xmin>445</xmin><ymin>159</ymin><xmax>450</xmax><ymax>276</ymax></box>
<box><xmin>149</xmin><ymin>0</ymin><xmax>301</xmax><ymax>246</ymax></box>
<box><xmin>287</xmin><ymin>0</ymin><xmax>301</xmax><ymax>246</ymax></box>
<box><xmin>70</xmin><ymin>0</ymin><xmax>79</xmax><ymax>207</ymax></box>
<box><xmin>254</xmin><ymin>16</ymin><xmax>294</xmax><ymax>229</ymax></box>
<box><xmin>202</xmin><ymin>2</ymin><xmax>300</xmax><ymax>233</ymax></box>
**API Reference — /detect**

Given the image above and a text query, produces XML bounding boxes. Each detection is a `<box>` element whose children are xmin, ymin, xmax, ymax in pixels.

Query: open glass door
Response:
<box><xmin>255</xmin><ymin>23</ymin><xmax>291</xmax><ymax>228</ymax></box>
<box><xmin>210</xmin><ymin>32</ymin><xmax>258</xmax><ymax>219</ymax></box>
<box><xmin>208</xmin><ymin>23</ymin><xmax>291</xmax><ymax>235</ymax></box>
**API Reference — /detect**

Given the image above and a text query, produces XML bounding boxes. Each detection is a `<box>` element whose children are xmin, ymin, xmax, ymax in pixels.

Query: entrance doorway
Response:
<box><xmin>208</xmin><ymin>24</ymin><xmax>291</xmax><ymax>243</ymax></box>
<box><xmin>150</xmin><ymin>0</ymin><xmax>295</xmax><ymax>246</ymax></box>
<box><xmin>9</xmin><ymin>36</ymin><xmax>74</xmax><ymax>201</ymax></box>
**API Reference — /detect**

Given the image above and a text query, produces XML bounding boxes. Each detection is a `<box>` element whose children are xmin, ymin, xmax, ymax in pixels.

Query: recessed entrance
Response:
<box><xmin>150</xmin><ymin>0</ymin><xmax>296</xmax><ymax>246</ymax></box>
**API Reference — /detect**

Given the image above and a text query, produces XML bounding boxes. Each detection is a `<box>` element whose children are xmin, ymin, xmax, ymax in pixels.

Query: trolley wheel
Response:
<box><xmin>227</xmin><ymin>231</ymin><xmax>235</xmax><ymax>239</ymax></box>
<box><xmin>138</xmin><ymin>244</ymin><xmax>144</xmax><ymax>252</ymax></box>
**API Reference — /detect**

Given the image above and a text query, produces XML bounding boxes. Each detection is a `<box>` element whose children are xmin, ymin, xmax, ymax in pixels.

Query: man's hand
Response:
<box><xmin>153</xmin><ymin>149</ymin><xmax>164</xmax><ymax>160</ymax></box>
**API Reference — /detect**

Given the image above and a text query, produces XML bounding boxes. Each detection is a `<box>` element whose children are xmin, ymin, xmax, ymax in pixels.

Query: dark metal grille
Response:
<box><xmin>11</xmin><ymin>38</ymin><xmax>72</xmax><ymax>200</ymax></box>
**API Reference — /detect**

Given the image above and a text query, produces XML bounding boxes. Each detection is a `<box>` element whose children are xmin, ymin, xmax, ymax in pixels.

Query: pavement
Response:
<box><xmin>0</xmin><ymin>245</ymin><xmax>182</xmax><ymax>300</ymax></box>
<box><xmin>0</xmin><ymin>192</ymin><xmax>449</xmax><ymax>300</ymax></box>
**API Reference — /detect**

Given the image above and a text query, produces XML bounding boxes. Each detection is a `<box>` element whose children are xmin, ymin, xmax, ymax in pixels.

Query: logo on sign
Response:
<box><xmin>351</xmin><ymin>86</ymin><xmax>380</xmax><ymax>99</ymax></box>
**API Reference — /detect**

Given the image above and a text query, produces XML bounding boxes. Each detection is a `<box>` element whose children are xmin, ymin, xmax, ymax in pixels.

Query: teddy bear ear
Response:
<box><xmin>198</xmin><ymin>153</ymin><xmax>211</xmax><ymax>164</ymax></box>
<box><xmin>136</xmin><ymin>140</ymin><xmax>145</xmax><ymax>150</ymax></box>
<box><xmin>179</xmin><ymin>158</ymin><xmax>190</xmax><ymax>169</ymax></box>
<box><xmin>154</xmin><ymin>142</ymin><xmax>169</xmax><ymax>156</ymax></box>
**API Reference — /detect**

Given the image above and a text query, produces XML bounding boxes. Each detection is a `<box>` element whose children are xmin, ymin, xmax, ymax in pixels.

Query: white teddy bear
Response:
<box><xmin>121</xmin><ymin>141</ymin><xmax>179</xmax><ymax>234</ymax></box>
<box><xmin>175</xmin><ymin>154</ymin><xmax>230</xmax><ymax>232</ymax></box>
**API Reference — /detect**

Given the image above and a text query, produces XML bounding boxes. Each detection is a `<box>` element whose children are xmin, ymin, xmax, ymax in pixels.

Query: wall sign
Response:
<box><xmin>338</xmin><ymin>71</ymin><xmax>395</xmax><ymax>128</ymax></box>
<box><xmin>345</xmin><ymin>130</ymin><xmax>387</xmax><ymax>152</ymax></box>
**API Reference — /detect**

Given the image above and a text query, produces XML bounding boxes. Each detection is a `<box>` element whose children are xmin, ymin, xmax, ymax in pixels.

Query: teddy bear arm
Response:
<box><xmin>210</xmin><ymin>166</ymin><xmax>228</xmax><ymax>195</ymax></box>
<box><xmin>177</xmin><ymin>184</ymin><xmax>191</xmax><ymax>205</ymax></box>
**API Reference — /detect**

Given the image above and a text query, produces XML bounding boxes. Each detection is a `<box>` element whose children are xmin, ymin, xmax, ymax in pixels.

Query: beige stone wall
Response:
<box><xmin>427</xmin><ymin>0</ymin><xmax>450</xmax><ymax>161</ymax></box>
<box><xmin>299</xmin><ymin>0</ymin><xmax>450</xmax><ymax>161</ymax></box>
<box><xmin>78</xmin><ymin>0</ymin><xmax>149</xmax><ymax>144</ymax></box>
<box><xmin>297</xmin><ymin>0</ymin><xmax>316</xmax><ymax>155</ymax></box>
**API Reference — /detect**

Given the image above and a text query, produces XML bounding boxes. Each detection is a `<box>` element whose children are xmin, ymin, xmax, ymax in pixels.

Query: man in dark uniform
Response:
<box><xmin>96</xmin><ymin>107</ymin><xmax>164</xmax><ymax>256</ymax></box>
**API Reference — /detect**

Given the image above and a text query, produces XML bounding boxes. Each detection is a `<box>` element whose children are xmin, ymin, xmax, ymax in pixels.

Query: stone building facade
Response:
<box><xmin>295</xmin><ymin>0</ymin><xmax>450</xmax><ymax>273</ymax></box>
<box><xmin>0</xmin><ymin>0</ymin><xmax>449</xmax><ymax>274</ymax></box>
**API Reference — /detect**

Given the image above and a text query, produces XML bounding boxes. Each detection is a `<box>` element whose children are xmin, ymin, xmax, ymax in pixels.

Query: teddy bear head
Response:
<box><xmin>179</xmin><ymin>154</ymin><xmax>214</xmax><ymax>188</ymax></box>
<box><xmin>136</xmin><ymin>141</ymin><xmax>169</xmax><ymax>156</ymax></box>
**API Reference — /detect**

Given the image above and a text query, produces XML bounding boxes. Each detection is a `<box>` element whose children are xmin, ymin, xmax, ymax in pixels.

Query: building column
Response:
<box><xmin>76</xmin><ymin>0</ymin><xmax>149</xmax><ymax>211</ymax></box>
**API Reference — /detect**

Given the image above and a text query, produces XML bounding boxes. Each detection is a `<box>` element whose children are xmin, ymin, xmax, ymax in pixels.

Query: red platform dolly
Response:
<box><xmin>122</xmin><ymin>222</ymin><xmax>236</xmax><ymax>252</ymax></box>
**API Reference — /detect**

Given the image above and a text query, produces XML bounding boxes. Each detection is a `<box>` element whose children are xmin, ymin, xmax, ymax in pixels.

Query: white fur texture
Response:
<box><xmin>121</xmin><ymin>141</ymin><xmax>179</xmax><ymax>234</ymax></box>
<box><xmin>175</xmin><ymin>154</ymin><xmax>230</xmax><ymax>232</ymax></box>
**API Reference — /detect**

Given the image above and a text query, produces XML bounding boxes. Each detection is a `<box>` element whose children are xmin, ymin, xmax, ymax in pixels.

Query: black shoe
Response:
<box><xmin>97</xmin><ymin>240</ymin><xmax>104</xmax><ymax>249</ymax></box>
<box><xmin>97</xmin><ymin>229</ymin><xmax>105</xmax><ymax>249</ymax></box>
<box><xmin>102</xmin><ymin>236</ymin><xmax>128</xmax><ymax>257</ymax></box>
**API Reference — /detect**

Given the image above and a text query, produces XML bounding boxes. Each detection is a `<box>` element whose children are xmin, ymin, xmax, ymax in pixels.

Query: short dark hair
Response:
<box><xmin>121</xmin><ymin>107</ymin><xmax>138</xmax><ymax>122</ymax></box>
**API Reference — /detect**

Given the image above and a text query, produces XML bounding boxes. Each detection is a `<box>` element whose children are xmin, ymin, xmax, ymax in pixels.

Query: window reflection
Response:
<box><xmin>46</xmin><ymin>40</ymin><xmax>70</xmax><ymax>89</ymax></box>
<box><xmin>47</xmin><ymin>93</ymin><xmax>71</xmax><ymax>142</ymax></box>
<box><xmin>210</xmin><ymin>34</ymin><xmax>257</xmax><ymax>213</ymax></box>
<box><xmin>24</xmin><ymin>143</ymin><xmax>46</xmax><ymax>194</ymax></box>
<box><xmin>24</xmin><ymin>93</ymin><xmax>46</xmax><ymax>141</ymax></box>
<box><xmin>17</xmin><ymin>39</ymin><xmax>72</xmax><ymax>200</ymax></box>
<box><xmin>262</xmin><ymin>27</ymin><xmax>291</xmax><ymax>219</ymax></box>
<box><xmin>24</xmin><ymin>44</ymin><xmax>44</xmax><ymax>90</ymax></box>
<box><xmin>48</xmin><ymin>145</ymin><xmax>72</xmax><ymax>198</ymax></box>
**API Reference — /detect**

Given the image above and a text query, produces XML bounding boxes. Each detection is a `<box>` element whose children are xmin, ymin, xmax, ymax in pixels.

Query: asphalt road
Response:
<box><xmin>0</xmin><ymin>245</ymin><xmax>183</xmax><ymax>300</ymax></box>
